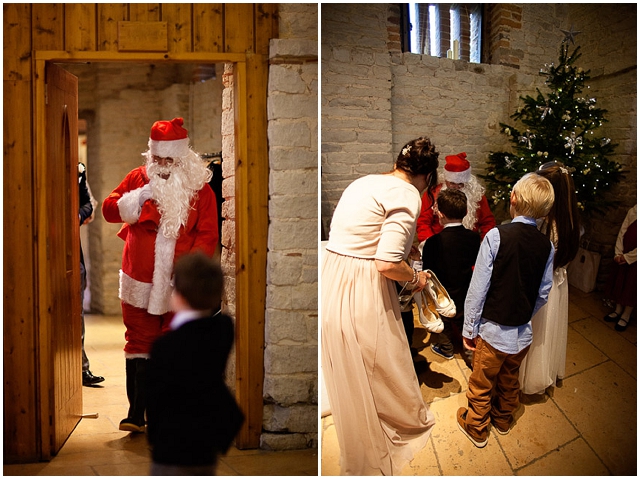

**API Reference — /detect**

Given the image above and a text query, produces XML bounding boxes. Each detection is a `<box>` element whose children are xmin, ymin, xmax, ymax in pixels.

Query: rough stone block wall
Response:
<box><xmin>563</xmin><ymin>4</ymin><xmax>637</xmax><ymax>287</ymax></box>
<box><xmin>321</xmin><ymin>4</ymin><xmax>395</xmax><ymax>237</ymax></box>
<box><xmin>261</xmin><ymin>2</ymin><xmax>318</xmax><ymax>451</ymax></box>
<box><xmin>219</xmin><ymin>63</ymin><xmax>237</xmax><ymax>385</ymax></box>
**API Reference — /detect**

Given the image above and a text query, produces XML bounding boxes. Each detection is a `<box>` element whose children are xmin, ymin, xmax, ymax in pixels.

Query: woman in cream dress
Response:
<box><xmin>519</xmin><ymin>162</ymin><xmax>580</xmax><ymax>396</ymax></box>
<box><xmin>321</xmin><ymin>137</ymin><xmax>440</xmax><ymax>475</ymax></box>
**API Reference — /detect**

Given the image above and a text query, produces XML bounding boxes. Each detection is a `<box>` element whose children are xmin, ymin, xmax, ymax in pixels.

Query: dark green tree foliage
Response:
<box><xmin>481</xmin><ymin>42</ymin><xmax>623</xmax><ymax>216</ymax></box>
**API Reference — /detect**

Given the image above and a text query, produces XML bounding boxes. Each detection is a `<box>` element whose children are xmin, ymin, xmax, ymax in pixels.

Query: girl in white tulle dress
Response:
<box><xmin>519</xmin><ymin>162</ymin><xmax>581</xmax><ymax>396</ymax></box>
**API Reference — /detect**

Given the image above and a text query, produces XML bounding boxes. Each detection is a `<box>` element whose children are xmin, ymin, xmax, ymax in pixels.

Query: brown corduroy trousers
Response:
<box><xmin>462</xmin><ymin>337</ymin><xmax>530</xmax><ymax>441</ymax></box>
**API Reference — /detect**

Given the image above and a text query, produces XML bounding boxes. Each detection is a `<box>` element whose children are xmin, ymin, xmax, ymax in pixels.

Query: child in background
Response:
<box><xmin>422</xmin><ymin>188</ymin><xmax>480</xmax><ymax>366</ymax></box>
<box><xmin>458</xmin><ymin>173</ymin><xmax>555</xmax><ymax>448</ymax></box>
<box><xmin>603</xmin><ymin>204</ymin><xmax>637</xmax><ymax>332</ymax></box>
<box><xmin>147</xmin><ymin>252</ymin><xmax>244</xmax><ymax>475</ymax></box>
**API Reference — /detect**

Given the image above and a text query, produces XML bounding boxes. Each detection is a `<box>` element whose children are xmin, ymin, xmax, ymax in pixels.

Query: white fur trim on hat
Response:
<box><xmin>444</xmin><ymin>168</ymin><xmax>471</xmax><ymax>184</ymax></box>
<box><xmin>148</xmin><ymin>137</ymin><xmax>190</xmax><ymax>159</ymax></box>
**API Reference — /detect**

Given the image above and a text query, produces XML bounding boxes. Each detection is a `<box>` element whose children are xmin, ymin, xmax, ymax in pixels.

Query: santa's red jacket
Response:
<box><xmin>102</xmin><ymin>166</ymin><xmax>219</xmax><ymax>315</ymax></box>
<box><xmin>416</xmin><ymin>184</ymin><xmax>496</xmax><ymax>242</ymax></box>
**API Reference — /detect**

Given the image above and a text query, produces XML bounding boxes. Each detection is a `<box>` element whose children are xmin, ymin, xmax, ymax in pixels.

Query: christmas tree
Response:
<box><xmin>481</xmin><ymin>28</ymin><xmax>623</xmax><ymax>217</ymax></box>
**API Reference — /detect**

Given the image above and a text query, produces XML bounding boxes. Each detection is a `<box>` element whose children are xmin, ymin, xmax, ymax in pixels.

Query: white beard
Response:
<box><xmin>441</xmin><ymin>175</ymin><xmax>485</xmax><ymax>231</ymax></box>
<box><xmin>145</xmin><ymin>150</ymin><xmax>212</xmax><ymax>239</ymax></box>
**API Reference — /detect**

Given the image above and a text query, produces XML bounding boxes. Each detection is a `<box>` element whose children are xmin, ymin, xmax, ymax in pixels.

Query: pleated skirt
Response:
<box><xmin>321</xmin><ymin>251</ymin><xmax>435</xmax><ymax>476</ymax></box>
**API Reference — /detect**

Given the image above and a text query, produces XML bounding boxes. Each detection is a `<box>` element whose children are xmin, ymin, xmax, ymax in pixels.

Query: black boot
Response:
<box><xmin>119</xmin><ymin>358</ymin><xmax>148</xmax><ymax>433</ymax></box>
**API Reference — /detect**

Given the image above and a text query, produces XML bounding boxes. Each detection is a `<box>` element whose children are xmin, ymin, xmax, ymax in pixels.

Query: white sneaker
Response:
<box><xmin>424</xmin><ymin>270</ymin><xmax>456</xmax><ymax>318</ymax></box>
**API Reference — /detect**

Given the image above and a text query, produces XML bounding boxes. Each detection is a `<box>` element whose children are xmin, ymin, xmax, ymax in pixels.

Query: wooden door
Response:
<box><xmin>38</xmin><ymin>63</ymin><xmax>83</xmax><ymax>457</ymax></box>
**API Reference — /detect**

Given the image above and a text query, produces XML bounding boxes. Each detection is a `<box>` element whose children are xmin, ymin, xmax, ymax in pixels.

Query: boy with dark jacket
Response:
<box><xmin>422</xmin><ymin>188</ymin><xmax>480</xmax><ymax>363</ymax></box>
<box><xmin>147</xmin><ymin>252</ymin><xmax>244</xmax><ymax>475</ymax></box>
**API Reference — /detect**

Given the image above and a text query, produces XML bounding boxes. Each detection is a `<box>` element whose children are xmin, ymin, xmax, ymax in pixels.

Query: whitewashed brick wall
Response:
<box><xmin>321</xmin><ymin>5</ymin><xmax>394</xmax><ymax>237</ymax></box>
<box><xmin>260</xmin><ymin>2</ymin><xmax>318</xmax><ymax>451</ymax></box>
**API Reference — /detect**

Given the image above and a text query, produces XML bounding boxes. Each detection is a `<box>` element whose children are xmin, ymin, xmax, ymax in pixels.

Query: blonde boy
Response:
<box><xmin>457</xmin><ymin>173</ymin><xmax>555</xmax><ymax>447</ymax></box>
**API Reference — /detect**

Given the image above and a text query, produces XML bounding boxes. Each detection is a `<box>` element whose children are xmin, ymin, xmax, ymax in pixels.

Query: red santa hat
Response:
<box><xmin>148</xmin><ymin>117</ymin><xmax>190</xmax><ymax>158</ymax></box>
<box><xmin>444</xmin><ymin>152</ymin><xmax>471</xmax><ymax>183</ymax></box>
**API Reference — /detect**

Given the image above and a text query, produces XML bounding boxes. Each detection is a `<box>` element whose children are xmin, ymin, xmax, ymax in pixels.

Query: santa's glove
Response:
<box><xmin>117</xmin><ymin>184</ymin><xmax>152</xmax><ymax>224</ymax></box>
<box><xmin>138</xmin><ymin>184</ymin><xmax>153</xmax><ymax>206</ymax></box>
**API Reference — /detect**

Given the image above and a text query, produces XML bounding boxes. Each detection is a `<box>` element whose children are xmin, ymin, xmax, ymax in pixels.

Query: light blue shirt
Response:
<box><xmin>463</xmin><ymin>216</ymin><xmax>555</xmax><ymax>354</ymax></box>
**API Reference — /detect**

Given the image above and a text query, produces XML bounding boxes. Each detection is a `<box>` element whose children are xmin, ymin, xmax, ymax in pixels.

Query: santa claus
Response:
<box><xmin>102</xmin><ymin>117</ymin><xmax>219</xmax><ymax>433</ymax></box>
<box><xmin>416</xmin><ymin>152</ymin><xmax>496</xmax><ymax>242</ymax></box>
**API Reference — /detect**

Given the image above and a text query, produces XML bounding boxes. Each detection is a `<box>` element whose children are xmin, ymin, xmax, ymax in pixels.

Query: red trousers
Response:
<box><xmin>121</xmin><ymin>301</ymin><xmax>173</xmax><ymax>357</ymax></box>
<box><xmin>463</xmin><ymin>337</ymin><xmax>530</xmax><ymax>440</ymax></box>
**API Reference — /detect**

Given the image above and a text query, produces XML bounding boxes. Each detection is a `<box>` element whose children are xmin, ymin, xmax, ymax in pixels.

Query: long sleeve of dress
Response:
<box><xmin>615</xmin><ymin>205</ymin><xmax>637</xmax><ymax>264</ymax></box>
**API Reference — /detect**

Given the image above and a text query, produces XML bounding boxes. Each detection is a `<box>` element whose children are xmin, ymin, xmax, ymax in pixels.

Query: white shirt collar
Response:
<box><xmin>170</xmin><ymin>308</ymin><xmax>215</xmax><ymax>330</ymax></box>
<box><xmin>443</xmin><ymin>222</ymin><xmax>463</xmax><ymax>228</ymax></box>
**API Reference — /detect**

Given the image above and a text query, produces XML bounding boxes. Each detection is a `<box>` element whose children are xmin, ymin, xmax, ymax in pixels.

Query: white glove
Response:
<box><xmin>138</xmin><ymin>183</ymin><xmax>153</xmax><ymax>206</ymax></box>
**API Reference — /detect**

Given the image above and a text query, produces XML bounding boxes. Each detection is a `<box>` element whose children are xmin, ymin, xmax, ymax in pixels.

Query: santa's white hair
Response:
<box><xmin>144</xmin><ymin>149</ymin><xmax>212</xmax><ymax>239</ymax></box>
<box><xmin>440</xmin><ymin>173</ymin><xmax>485</xmax><ymax>231</ymax></box>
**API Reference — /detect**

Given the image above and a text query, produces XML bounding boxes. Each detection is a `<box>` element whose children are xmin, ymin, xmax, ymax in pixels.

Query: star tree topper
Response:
<box><xmin>560</xmin><ymin>24</ymin><xmax>582</xmax><ymax>45</ymax></box>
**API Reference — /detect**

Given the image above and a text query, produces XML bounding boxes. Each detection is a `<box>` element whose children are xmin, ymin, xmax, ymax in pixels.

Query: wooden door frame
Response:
<box><xmin>33</xmin><ymin>50</ymin><xmax>267</xmax><ymax>450</ymax></box>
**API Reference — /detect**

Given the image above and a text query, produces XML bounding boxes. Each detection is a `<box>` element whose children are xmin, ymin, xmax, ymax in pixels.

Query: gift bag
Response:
<box><xmin>568</xmin><ymin>246</ymin><xmax>601</xmax><ymax>293</ymax></box>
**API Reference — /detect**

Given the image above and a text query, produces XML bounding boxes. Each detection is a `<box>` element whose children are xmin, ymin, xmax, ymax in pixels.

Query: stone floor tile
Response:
<box><xmin>568</xmin><ymin>298</ymin><xmax>592</xmax><ymax>324</ymax></box>
<box><xmin>412</xmin><ymin>327</ymin><xmax>470</xmax><ymax>404</ymax></box>
<box><xmin>55</xmin><ymin>430</ymin><xmax>148</xmax><ymax>456</ymax></box>
<box><xmin>564</xmin><ymin>324</ymin><xmax>608</xmax><ymax>377</ymax></box>
<box><xmin>428</xmin><ymin>394</ymin><xmax>513</xmax><ymax>475</ymax></box>
<box><xmin>495</xmin><ymin>397</ymin><xmax>579</xmax><ymax>469</ymax></box>
<box><xmin>399</xmin><ymin>436</ymin><xmax>439</xmax><ymax>476</ymax></box>
<box><xmin>571</xmin><ymin>316</ymin><xmax>637</xmax><ymax>378</ymax></box>
<box><xmin>568</xmin><ymin>287</ymin><xmax>610</xmax><ymax>318</ymax></box>
<box><xmin>416</xmin><ymin>353</ymin><xmax>467</xmax><ymax>404</ymax></box>
<box><xmin>321</xmin><ymin>417</ymin><xmax>341</xmax><ymax>476</ymax></box>
<box><xmin>553</xmin><ymin>361</ymin><xmax>636</xmax><ymax>475</ymax></box>
<box><xmin>92</xmin><ymin>461</ymin><xmax>151</xmax><ymax>475</ymax></box>
<box><xmin>320</xmin><ymin>288</ymin><xmax>636</xmax><ymax>476</ymax></box>
<box><xmin>214</xmin><ymin>459</ymin><xmax>241</xmax><ymax>475</ymax></box>
<box><xmin>516</xmin><ymin>437</ymin><xmax>609</xmax><ymax>476</ymax></box>
<box><xmin>222</xmin><ymin>449</ymin><xmax>318</xmax><ymax>476</ymax></box>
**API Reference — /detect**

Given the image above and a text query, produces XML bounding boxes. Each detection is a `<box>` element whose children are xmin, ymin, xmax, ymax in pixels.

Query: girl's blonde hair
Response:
<box><xmin>511</xmin><ymin>173</ymin><xmax>555</xmax><ymax>219</ymax></box>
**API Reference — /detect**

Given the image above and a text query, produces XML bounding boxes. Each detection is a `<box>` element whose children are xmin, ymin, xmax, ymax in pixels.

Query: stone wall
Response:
<box><xmin>321</xmin><ymin>4</ymin><xmax>396</xmax><ymax>237</ymax></box>
<box><xmin>321</xmin><ymin>4</ymin><xmax>636</xmax><ymax>273</ymax></box>
<box><xmin>219</xmin><ymin>63</ymin><xmax>237</xmax><ymax>386</ymax></box>
<box><xmin>563</xmin><ymin>4</ymin><xmax>637</xmax><ymax>286</ymax></box>
<box><xmin>261</xmin><ymin>2</ymin><xmax>318</xmax><ymax>450</ymax></box>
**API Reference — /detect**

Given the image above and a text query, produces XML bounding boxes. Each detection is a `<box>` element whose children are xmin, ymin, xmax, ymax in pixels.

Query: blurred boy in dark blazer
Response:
<box><xmin>147</xmin><ymin>252</ymin><xmax>244</xmax><ymax>475</ymax></box>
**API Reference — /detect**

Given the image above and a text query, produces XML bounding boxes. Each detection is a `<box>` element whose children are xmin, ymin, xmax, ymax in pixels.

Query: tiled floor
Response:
<box><xmin>321</xmin><ymin>286</ymin><xmax>637</xmax><ymax>476</ymax></box>
<box><xmin>4</xmin><ymin>315</ymin><xmax>318</xmax><ymax>476</ymax></box>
